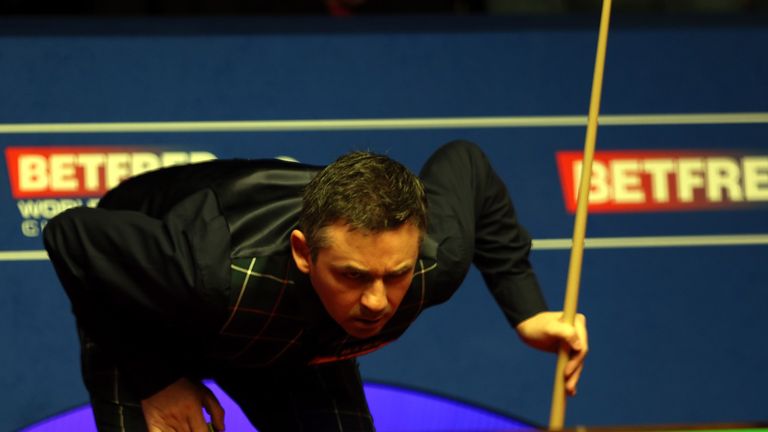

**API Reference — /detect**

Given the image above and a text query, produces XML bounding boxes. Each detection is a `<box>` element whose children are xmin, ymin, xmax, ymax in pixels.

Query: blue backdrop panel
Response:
<box><xmin>1</xmin><ymin>16</ymin><xmax>767</xmax><ymax>431</ymax></box>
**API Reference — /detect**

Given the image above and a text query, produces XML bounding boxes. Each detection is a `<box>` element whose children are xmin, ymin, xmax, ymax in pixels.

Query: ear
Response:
<box><xmin>290</xmin><ymin>229</ymin><xmax>312</xmax><ymax>274</ymax></box>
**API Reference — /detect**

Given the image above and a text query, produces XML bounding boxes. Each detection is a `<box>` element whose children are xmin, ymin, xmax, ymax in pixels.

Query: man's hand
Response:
<box><xmin>141</xmin><ymin>377</ymin><xmax>225</xmax><ymax>432</ymax></box>
<box><xmin>515</xmin><ymin>311</ymin><xmax>588</xmax><ymax>396</ymax></box>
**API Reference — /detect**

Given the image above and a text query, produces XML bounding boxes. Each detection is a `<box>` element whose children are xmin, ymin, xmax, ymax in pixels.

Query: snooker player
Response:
<box><xmin>44</xmin><ymin>140</ymin><xmax>588</xmax><ymax>432</ymax></box>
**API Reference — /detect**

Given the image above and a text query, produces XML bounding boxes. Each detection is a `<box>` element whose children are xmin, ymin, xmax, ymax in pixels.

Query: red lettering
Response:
<box><xmin>556</xmin><ymin>150</ymin><xmax>768</xmax><ymax>213</ymax></box>
<box><xmin>5</xmin><ymin>147</ymin><xmax>215</xmax><ymax>199</ymax></box>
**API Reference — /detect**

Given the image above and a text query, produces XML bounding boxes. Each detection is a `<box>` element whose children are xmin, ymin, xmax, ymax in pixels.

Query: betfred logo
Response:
<box><xmin>5</xmin><ymin>146</ymin><xmax>216</xmax><ymax>199</ymax></box>
<box><xmin>556</xmin><ymin>150</ymin><xmax>768</xmax><ymax>213</ymax></box>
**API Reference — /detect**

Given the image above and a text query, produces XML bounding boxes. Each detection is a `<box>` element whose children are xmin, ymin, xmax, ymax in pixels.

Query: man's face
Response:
<box><xmin>291</xmin><ymin>222</ymin><xmax>420</xmax><ymax>339</ymax></box>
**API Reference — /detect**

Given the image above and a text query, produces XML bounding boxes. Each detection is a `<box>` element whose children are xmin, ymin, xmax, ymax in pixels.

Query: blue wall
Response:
<box><xmin>1</xmin><ymin>16</ymin><xmax>767</xmax><ymax>430</ymax></box>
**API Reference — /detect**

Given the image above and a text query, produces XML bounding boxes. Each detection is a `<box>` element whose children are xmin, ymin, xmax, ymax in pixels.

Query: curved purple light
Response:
<box><xmin>21</xmin><ymin>382</ymin><xmax>536</xmax><ymax>431</ymax></box>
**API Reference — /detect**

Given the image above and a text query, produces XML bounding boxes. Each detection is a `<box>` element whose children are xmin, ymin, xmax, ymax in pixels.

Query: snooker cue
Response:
<box><xmin>548</xmin><ymin>0</ymin><xmax>613</xmax><ymax>429</ymax></box>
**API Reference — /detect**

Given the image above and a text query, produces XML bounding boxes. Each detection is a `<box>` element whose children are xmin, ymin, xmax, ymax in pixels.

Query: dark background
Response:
<box><xmin>2</xmin><ymin>0</ymin><xmax>768</xmax><ymax>15</ymax></box>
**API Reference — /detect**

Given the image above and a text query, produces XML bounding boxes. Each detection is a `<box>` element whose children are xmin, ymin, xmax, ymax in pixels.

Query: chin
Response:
<box><xmin>346</xmin><ymin>329</ymin><xmax>379</xmax><ymax>340</ymax></box>
<box><xmin>348</xmin><ymin>333</ymin><xmax>369</xmax><ymax>340</ymax></box>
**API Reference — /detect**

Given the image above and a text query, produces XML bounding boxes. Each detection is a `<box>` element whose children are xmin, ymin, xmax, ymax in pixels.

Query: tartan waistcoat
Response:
<box><xmin>200</xmin><ymin>159</ymin><xmax>441</xmax><ymax>368</ymax></box>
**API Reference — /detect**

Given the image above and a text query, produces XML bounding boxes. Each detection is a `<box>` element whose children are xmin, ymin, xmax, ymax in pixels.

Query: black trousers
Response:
<box><xmin>82</xmin><ymin>331</ymin><xmax>374</xmax><ymax>432</ymax></box>
<box><xmin>81</xmin><ymin>140</ymin><xmax>529</xmax><ymax>431</ymax></box>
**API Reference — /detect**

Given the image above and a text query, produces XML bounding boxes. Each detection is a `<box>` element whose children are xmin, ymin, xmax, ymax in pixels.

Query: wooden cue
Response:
<box><xmin>548</xmin><ymin>0</ymin><xmax>613</xmax><ymax>429</ymax></box>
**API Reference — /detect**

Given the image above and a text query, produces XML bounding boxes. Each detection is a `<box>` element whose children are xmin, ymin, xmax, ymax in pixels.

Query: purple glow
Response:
<box><xmin>365</xmin><ymin>382</ymin><xmax>534</xmax><ymax>431</ymax></box>
<box><xmin>21</xmin><ymin>382</ymin><xmax>535</xmax><ymax>432</ymax></box>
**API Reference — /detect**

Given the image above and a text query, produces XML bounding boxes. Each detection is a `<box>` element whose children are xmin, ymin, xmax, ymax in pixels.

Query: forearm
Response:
<box><xmin>469</xmin><ymin>145</ymin><xmax>549</xmax><ymax>325</ymax></box>
<box><xmin>420</xmin><ymin>141</ymin><xmax>549</xmax><ymax>325</ymax></box>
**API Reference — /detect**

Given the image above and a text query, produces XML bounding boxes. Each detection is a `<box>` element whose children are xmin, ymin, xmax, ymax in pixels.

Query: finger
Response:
<box><xmin>147</xmin><ymin>416</ymin><xmax>181</xmax><ymax>432</ymax></box>
<box><xmin>566</xmin><ymin>362</ymin><xmax>584</xmax><ymax>396</ymax></box>
<box><xmin>148</xmin><ymin>423</ymin><xmax>180</xmax><ymax>432</ymax></box>
<box><xmin>565</xmin><ymin>352</ymin><xmax>586</xmax><ymax>394</ymax></box>
<box><xmin>565</xmin><ymin>354</ymin><xmax>584</xmax><ymax>380</ymax></box>
<box><xmin>575</xmin><ymin>313</ymin><xmax>589</xmax><ymax>351</ymax></box>
<box><xmin>565</xmin><ymin>336</ymin><xmax>588</xmax><ymax>373</ymax></box>
<box><xmin>564</xmin><ymin>314</ymin><xmax>587</xmax><ymax>396</ymax></box>
<box><xmin>188</xmin><ymin>412</ymin><xmax>210</xmax><ymax>432</ymax></box>
<box><xmin>561</xmin><ymin>314</ymin><xmax>588</xmax><ymax>353</ymax></box>
<box><xmin>203</xmin><ymin>391</ymin><xmax>226</xmax><ymax>432</ymax></box>
<box><xmin>565</xmin><ymin>348</ymin><xmax>586</xmax><ymax>376</ymax></box>
<box><xmin>548</xmin><ymin>321</ymin><xmax>582</xmax><ymax>352</ymax></box>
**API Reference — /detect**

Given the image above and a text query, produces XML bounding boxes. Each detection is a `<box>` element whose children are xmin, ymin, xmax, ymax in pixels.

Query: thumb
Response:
<box><xmin>202</xmin><ymin>390</ymin><xmax>226</xmax><ymax>432</ymax></box>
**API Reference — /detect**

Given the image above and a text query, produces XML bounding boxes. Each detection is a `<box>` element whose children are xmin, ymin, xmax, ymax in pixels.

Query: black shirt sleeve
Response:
<box><xmin>421</xmin><ymin>140</ymin><xmax>548</xmax><ymax>327</ymax></box>
<box><xmin>44</xmin><ymin>188</ymin><xmax>231</xmax><ymax>398</ymax></box>
<box><xmin>472</xmin><ymin>166</ymin><xmax>548</xmax><ymax>326</ymax></box>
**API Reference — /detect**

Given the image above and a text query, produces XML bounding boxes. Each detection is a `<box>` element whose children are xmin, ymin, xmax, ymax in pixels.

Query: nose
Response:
<box><xmin>360</xmin><ymin>279</ymin><xmax>388</xmax><ymax>316</ymax></box>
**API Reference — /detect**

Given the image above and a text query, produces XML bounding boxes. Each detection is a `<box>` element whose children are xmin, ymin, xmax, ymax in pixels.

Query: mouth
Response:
<box><xmin>354</xmin><ymin>316</ymin><xmax>386</xmax><ymax>326</ymax></box>
<box><xmin>347</xmin><ymin>315</ymin><xmax>390</xmax><ymax>338</ymax></box>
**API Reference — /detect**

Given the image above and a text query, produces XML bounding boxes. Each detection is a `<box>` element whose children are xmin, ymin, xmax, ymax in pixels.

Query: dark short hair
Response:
<box><xmin>299</xmin><ymin>151</ymin><xmax>427</xmax><ymax>259</ymax></box>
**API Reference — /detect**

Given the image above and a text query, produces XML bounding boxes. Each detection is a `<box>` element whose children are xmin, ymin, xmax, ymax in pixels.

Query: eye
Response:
<box><xmin>344</xmin><ymin>270</ymin><xmax>364</xmax><ymax>280</ymax></box>
<box><xmin>385</xmin><ymin>269</ymin><xmax>412</xmax><ymax>282</ymax></box>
